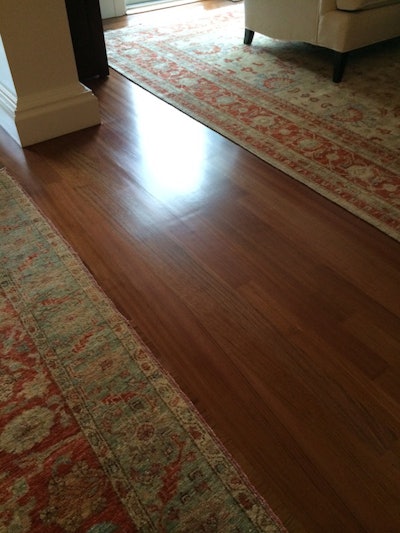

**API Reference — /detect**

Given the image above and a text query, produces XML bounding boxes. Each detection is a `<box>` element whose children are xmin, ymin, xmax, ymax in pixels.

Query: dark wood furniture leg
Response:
<box><xmin>333</xmin><ymin>51</ymin><xmax>348</xmax><ymax>83</ymax></box>
<box><xmin>244</xmin><ymin>29</ymin><xmax>255</xmax><ymax>45</ymax></box>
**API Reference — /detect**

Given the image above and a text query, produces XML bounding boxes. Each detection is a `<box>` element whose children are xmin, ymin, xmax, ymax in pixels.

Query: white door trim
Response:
<box><xmin>99</xmin><ymin>0</ymin><xmax>126</xmax><ymax>19</ymax></box>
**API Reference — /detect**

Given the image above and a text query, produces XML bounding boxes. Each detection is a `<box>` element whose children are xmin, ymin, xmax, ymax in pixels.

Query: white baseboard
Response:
<box><xmin>0</xmin><ymin>82</ymin><xmax>101</xmax><ymax>147</ymax></box>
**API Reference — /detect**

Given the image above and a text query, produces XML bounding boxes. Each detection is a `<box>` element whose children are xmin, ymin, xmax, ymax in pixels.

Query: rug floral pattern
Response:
<box><xmin>105</xmin><ymin>5</ymin><xmax>400</xmax><ymax>241</ymax></box>
<box><xmin>0</xmin><ymin>168</ymin><xmax>285</xmax><ymax>532</ymax></box>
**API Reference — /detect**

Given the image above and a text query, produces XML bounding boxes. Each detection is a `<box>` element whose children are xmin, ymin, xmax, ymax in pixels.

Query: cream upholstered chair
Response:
<box><xmin>243</xmin><ymin>0</ymin><xmax>400</xmax><ymax>82</ymax></box>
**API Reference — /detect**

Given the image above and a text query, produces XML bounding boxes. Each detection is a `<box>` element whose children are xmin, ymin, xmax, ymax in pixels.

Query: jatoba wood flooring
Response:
<box><xmin>1</xmin><ymin>2</ymin><xmax>400</xmax><ymax>531</ymax></box>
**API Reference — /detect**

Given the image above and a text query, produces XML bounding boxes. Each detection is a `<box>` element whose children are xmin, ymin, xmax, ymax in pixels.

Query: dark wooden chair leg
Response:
<box><xmin>244</xmin><ymin>29</ymin><xmax>255</xmax><ymax>45</ymax></box>
<box><xmin>332</xmin><ymin>51</ymin><xmax>348</xmax><ymax>83</ymax></box>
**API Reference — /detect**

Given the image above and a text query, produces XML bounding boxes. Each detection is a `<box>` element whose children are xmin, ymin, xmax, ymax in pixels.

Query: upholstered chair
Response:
<box><xmin>243</xmin><ymin>0</ymin><xmax>400</xmax><ymax>82</ymax></box>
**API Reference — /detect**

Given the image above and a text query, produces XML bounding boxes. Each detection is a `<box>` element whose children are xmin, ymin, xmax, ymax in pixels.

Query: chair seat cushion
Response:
<box><xmin>337</xmin><ymin>0</ymin><xmax>400</xmax><ymax>10</ymax></box>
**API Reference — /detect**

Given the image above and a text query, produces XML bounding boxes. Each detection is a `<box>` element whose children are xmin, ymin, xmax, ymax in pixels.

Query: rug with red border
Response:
<box><xmin>0</xmin><ymin>167</ymin><xmax>286</xmax><ymax>532</ymax></box>
<box><xmin>104</xmin><ymin>4</ymin><xmax>400</xmax><ymax>242</ymax></box>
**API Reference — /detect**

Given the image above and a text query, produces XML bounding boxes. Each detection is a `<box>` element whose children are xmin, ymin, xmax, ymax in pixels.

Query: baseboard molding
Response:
<box><xmin>0</xmin><ymin>82</ymin><xmax>101</xmax><ymax>147</ymax></box>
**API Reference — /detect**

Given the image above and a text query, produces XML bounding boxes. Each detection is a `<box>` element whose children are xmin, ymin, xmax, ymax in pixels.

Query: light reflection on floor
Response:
<box><xmin>135</xmin><ymin>104</ymin><xmax>208</xmax><ymax>201</ymax></box>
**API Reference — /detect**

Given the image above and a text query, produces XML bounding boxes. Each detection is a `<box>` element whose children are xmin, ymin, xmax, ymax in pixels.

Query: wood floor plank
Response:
<box><xmin>1</xmin><ymin>2</ymin><xmax>400</xmax><ymax>530</ymax></box>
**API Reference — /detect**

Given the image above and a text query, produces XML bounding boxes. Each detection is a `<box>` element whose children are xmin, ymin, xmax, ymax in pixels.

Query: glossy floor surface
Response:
<box><xmin>1</xmin><ymin>2</ymin><xmax>400</xmax><ymax>531</ymax></box>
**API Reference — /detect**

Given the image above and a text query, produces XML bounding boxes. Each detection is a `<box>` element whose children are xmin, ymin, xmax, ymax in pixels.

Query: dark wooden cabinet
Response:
<box><xmin>65</xmin><ymin>0</ymin><xmax>109</xmax><ymax>81</ymax></box>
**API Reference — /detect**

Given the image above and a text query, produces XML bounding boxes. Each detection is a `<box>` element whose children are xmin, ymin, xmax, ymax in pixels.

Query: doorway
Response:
<box><xmin>126</xmin><ymin>0</ymin><xmax>201</xmax><ymax>10</ymax></box>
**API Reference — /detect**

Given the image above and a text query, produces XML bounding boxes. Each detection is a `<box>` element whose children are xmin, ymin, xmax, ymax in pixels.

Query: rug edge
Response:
<box><xmin>0</xmin><ymin>166</ymin><xmax>288</xmax><ymax>532</ymax></box>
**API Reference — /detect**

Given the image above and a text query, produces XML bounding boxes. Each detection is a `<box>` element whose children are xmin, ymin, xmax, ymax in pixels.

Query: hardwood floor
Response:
<box><xmin>1</xmin><ymin>2</ymin><xmax>400</xmax><ymax>530</ymax></box>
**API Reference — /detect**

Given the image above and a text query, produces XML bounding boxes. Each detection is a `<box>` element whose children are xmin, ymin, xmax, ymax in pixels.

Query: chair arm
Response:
<box><xmin>244</xmin><ymin>0</ymin><xmax>322</xmax><ymax>43</ymax></box>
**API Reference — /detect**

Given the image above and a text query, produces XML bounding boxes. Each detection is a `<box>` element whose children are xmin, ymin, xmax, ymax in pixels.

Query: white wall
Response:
<box><xmin>99</xmin><ymin>0</ymin><xmax>126</xmax><ymax>18</ymax></box>
<box><xmin>0</xmin><ymin>35</ymin><xmax>15</xmax><ymax>94</ymax></box>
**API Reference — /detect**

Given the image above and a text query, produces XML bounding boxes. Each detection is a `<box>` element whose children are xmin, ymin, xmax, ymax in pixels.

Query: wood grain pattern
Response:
<box><xmin>1</xmin><ymin>2</ymin><xmax>400</xmax><ymax>530</ymax></box>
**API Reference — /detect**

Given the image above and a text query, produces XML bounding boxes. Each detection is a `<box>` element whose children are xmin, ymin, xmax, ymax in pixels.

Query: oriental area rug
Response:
<box><xmin>104</xmin><ymin>4</ymin><xmax>400</xmax><ymax>242</ymax></box>
<box><xmin>0</xmin><ymin>167</ymin><xmax>286</xmax><ymax>532</ymax></box>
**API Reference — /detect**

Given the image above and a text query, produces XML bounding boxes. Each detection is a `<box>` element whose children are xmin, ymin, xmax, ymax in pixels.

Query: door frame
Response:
<box><xmin>99</xmin><ymin>0</ymin><xmax>126</xmax><ymax>18</ymax></box>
